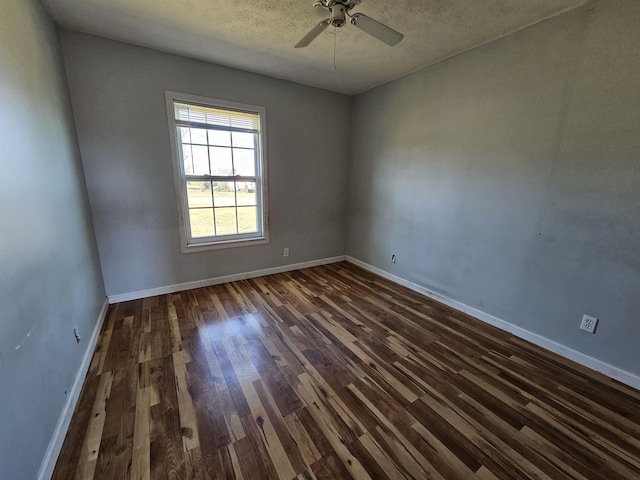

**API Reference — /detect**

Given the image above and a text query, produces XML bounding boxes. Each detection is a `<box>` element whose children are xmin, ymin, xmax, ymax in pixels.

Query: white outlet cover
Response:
<box><xmin>580</xmin><ymin>314</ymin><xmax>598</xmax><ymax>334</ymax></box>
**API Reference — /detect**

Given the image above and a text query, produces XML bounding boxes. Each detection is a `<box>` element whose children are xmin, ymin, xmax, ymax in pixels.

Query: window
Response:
<box><xmin>166</xmin><ymin>92</ymin><xmax>268</xmax><ymax>252</ymax></box>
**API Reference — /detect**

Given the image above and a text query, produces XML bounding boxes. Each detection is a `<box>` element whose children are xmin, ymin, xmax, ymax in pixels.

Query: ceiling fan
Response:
<box><xmin>295</xmin><ymin>0</ymin><xmax>404</xmax><ymax>48</ymax></box>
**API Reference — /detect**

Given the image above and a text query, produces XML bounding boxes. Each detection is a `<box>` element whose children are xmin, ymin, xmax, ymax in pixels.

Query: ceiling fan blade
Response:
<box><xmin>295</xmin><ymin>19</ymin><xmax>331</xmax><ymax>48</ymax></box>
<box><xmin>350</xmin><ymin>13</ymin><xmax>404</xmax><ymax>46</ymax></box>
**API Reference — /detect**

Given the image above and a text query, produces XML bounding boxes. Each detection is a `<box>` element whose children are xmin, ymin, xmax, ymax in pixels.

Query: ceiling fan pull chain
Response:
<box><xmin>333</xmin><ymin>25</ymin><xmax>337</xmax><ymax>71</ymax></box>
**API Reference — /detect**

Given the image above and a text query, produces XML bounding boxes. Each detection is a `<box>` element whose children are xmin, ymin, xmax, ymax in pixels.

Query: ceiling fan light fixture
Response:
<box><xmin>350</xmin><ymin>13</ymin><xmax>404</xmax><ymax>46</ymax></box>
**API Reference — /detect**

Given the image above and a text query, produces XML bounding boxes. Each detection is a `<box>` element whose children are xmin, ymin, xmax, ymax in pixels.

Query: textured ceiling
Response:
<box><xmin>41</xmin><ymin>0</ymin><xmax>587</xmax><ymax>95</ymax></box>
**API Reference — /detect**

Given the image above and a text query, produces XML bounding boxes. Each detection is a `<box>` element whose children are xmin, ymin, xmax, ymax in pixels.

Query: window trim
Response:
<box><xmin>165</xmin><ymin>91</ymin><xmax>269</xmax><ymax>253</ymax></box>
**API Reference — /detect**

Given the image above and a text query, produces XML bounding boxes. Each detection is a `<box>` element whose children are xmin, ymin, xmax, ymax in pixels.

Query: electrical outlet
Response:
<box><xmin>283</xmin><ymin>248</ymin><xmax>290</xmax><ymax>257</ymax></box>
<box><xmin>580</xmin><ymin>314</ymin><xmax>598</xmax><ymax>334</ymax></box>
<box><xmin>391</xmin><ymin>254</ymin><xmax>396</xmax><ymax>263</ymax></box>
<box><xmin>73</xmin><ymin>326</ymin><xmax>81</xmax><ymax>343</ymax></box>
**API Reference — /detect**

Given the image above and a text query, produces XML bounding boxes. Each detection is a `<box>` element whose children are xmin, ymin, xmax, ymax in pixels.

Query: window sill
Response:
<box><xmin>181</xmin><ymin>236</ymin><xmax>269</xmax><ymax>253</ymax></box>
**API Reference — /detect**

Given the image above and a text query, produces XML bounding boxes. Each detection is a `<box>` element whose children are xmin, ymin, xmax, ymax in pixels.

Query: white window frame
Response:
<box><xmin>165</xmin><ymin>91</ymin><xmax>269</xmax><ymax>253</ymax></box>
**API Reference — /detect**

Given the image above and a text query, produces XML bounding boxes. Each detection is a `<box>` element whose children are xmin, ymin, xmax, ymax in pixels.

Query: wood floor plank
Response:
<box><xmin>130</xmin><ymin>387</ymin><xmax>151</xmax><ymax>480</ymax></box>
<box><xmin>172</xmin><ymin>350</ymin><xmax>200</xmax><ymax>452</ymax></box>
<box><xmin>149</xmin><ymin>355</ymin><xmax>185</xmax><ymax>480</ymax></box>
<box><xmin>241</xmin><ymin>379</ymin><xmax>297</xmax><ymax>480</ymax></box>
<box><xmin>53</xmin><ymin>262</ymin><xmax>640</xmax><ymax>480</ymax></box>
<box><xmin>78</xmin><ymin>371</ymin><xmax>113</xmax><ymax>474</ymax></box>
<box><xmin>51</xmin><ymin>372</ymin><xmax>102</xmax><ymax>480</ymax></box>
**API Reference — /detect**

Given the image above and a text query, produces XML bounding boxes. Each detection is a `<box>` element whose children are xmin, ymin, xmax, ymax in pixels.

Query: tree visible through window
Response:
<box><xmin>166</xmin><ymin>92</ymin><xmax>268</xmax><ymax>251</ymax></box>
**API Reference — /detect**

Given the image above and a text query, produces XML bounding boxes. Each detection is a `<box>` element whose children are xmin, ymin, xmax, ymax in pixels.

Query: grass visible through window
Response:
<box><xmin>188</xmin><ymin>190</ymin><xmax>257</xmax><ymax>237</ymax></box>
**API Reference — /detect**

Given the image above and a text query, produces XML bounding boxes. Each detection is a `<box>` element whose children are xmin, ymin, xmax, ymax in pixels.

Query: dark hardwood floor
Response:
<box><xmin>52</xmin><ymin>262</ymin><xmax>640</xmax><ymax>479</ymax></box>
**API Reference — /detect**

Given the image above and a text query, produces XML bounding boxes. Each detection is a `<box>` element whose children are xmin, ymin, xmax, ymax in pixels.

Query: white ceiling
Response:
<box><xmin>42</xmin><ymin>0</ymin><xmax>587</xmax><ymax>95</ymax></box>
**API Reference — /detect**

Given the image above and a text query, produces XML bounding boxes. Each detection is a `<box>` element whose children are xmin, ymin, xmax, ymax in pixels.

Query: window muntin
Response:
<box><xmin>166</xmin><ymin>93</ymin><xmax>267</xmax><ymax>251</ymax></box>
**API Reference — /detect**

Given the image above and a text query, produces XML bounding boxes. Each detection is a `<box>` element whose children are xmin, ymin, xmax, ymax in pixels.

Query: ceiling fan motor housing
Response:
<box><xmin>317</xmin><ymin>0</ymin><xmax>361</xmax><ymax>8</ymax></box>
<box><xmin>316</xmin><ymin>0</ymin><xmax>362</xmax><ymax>24</ymax></box>
<box><xmin>330</xmin><ymin>5</ymin><xmax>346</xmax><ymax>27</ymax></box>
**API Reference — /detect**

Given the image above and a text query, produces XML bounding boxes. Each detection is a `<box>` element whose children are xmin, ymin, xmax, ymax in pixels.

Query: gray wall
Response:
<box><xmin>60</xmin><ymin>32</ymin><xmax>351</xmax><ymax>298</ymax></box>
<box><xmin>348</xmin><ymin>0</ymin><xmax>640</xmax><ymax>375</ymax></box>
<box><xmin>0</xmin><ymin>1</ymin><xmax>106</xmax><ymax>478</ymax></box>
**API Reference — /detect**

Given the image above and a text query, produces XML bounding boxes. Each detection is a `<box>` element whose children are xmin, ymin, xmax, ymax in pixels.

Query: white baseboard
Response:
<box><xmin>37</xmin><ymin>297</ymin><xmax>110</xmax><ymax>480</ymax></box>
<box><xmin>346</xmin><ymin>256</ymin><xmax>640</xmax><ymax>391</ymax></box>
<box><xmin>108</xmin><ymin>256</ymin><xmax>347</xmax><ymax>304</ymax></box>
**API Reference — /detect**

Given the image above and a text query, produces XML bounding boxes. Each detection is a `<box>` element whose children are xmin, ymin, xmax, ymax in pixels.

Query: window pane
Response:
<box><xmin>208</xmin><ymin>129</ymin><xmax>231</xmax><ymax>147</ymax></box>
<box><xmin>236</xmin><ymin>182</ymin><xmax>256</xmax><ymax>206</ymax></box>
<box><xmin>175</xmin><ymin>103</ymin><xmax>190</xmax><ymax>122</ymax></box>
<box><xmin>238</xmin><ymin>206</ymin><xmax>257</xmax><ymax>233</ymax></box>
<box><xmin>213</xmin><ymin>182</ymin><xmax>236</xmax><ymax>207</ymax></box>
<box><xmin>214</xmin><ymin>207</ymin><xmax>237</xmax><ymax>235</ymax></box>
<box><xmin>232</xmin><ymin>148</ymin><xmax>256</xmax><ymax>176</ymax></box>
<box><xmin>209</xmin><ymin>147</ymin><xmax>233</xmax><ymax>175</ymax></box>
<box><xmin>187</xmin><ymin>181</ymin><xmax>213</xmax><ymax>208</ymax></box>
<box><xmin>232</xmin><ymin>131</ymin><xmax>255</xmax><ymax>149</ymax></box>
<box><xmin>202</xmin><ymin>108</ymin><xmax>260</xmax><ymax>130</ymax></box>
<box><xmin>192</xmin><ymin>145</ymin><xmax>210</xmax><ymax>175</ymax></box>
<box><xmin>182</xmin><ymin>145</ymin><xmax>194</xmax><ymax>175</ymax></box>
<box><xmin>190</xmin><ymin>128</ymin><xmax>208</xmax><ymax>145</ymax></box>
<box><xmin>179</xmin><ymin>127</ymin><xmax>191</xmax><ymax>144</ymax></box>
<box><xmin>190</xmin><ymin>208</ymin><xmax>214</xmax><ymax>237</ymax></box>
